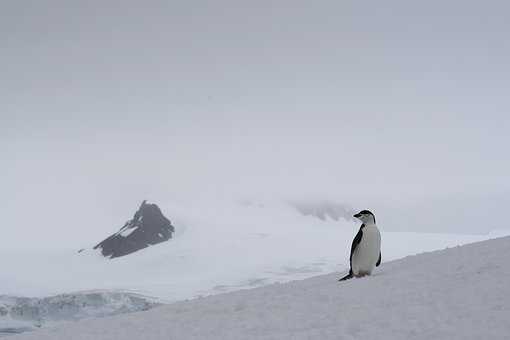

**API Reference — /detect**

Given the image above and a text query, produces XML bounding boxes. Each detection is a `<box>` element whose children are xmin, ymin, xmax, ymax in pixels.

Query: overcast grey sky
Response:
<box><xmin>2</xmin><ymin>1</ymin><xmax>510</xmax><ymax>248</ymax></box>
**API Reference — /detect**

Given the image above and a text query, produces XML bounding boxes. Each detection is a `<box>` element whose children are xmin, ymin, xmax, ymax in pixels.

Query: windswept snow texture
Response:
<box><xmin>0</xmin><ymin>291</ymin><xmax>160</xmax><ymax>337</ymax></box>
<box><xmin>94</xmin><ymin>200</ymin><xmax>175</xmax><ymax>258</ymax></box>
<box><xmin>9</xmin><ymin>236</ymin><xmax>510</xmax><ymax>340</ymax></box>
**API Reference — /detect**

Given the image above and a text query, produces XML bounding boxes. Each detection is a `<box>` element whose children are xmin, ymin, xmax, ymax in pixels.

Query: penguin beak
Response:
<box><xmin>353</xmin><ymin>213</ymin><xmax>361</xmax><ymax>219</ymax></box>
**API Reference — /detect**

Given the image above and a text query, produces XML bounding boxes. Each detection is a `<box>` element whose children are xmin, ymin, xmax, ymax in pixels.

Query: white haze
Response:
<box><xmin>1</xmin><ymin>0</ymin><xmax>510</xmax><ymax>249</ymax></box>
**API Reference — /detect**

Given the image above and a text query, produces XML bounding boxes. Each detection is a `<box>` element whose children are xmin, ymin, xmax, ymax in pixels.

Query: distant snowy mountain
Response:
<box><xmin>290</xmin><ymin>200</ymin><xmax>356</xmax><ymax>222</ymax></box>
<box><xmin>0</xmin><ymin>291</ymin><xmax>160</xmax><ymax>337</ymax></box>
<box><xmin>10</xmin><ymin>236</ymin><xmax>510</xmax><ymax>340</ymax></box>
<box><xmin>93</xmin><ymin>200</ymin><xmax>175</xmax><ymax>258</ymax></box>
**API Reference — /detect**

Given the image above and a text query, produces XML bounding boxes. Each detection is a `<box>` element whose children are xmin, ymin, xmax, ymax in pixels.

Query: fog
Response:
<box><xmin>2</xmin><ymin>1</ymin><xmax>510</xmax><ymax>249</ymax></box>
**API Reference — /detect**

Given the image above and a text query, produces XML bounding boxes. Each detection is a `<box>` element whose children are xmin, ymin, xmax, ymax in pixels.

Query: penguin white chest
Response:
<box><xmin>352</xmin><ymin>225</ymin><xmax>381</xmax><ymax>276</ymax></box>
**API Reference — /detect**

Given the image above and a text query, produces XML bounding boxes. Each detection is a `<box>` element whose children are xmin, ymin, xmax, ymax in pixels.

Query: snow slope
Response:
<box><xmin>10</xmin><ymin>236</ymin><xmax>510</xmax><ymax>340</ymax></box>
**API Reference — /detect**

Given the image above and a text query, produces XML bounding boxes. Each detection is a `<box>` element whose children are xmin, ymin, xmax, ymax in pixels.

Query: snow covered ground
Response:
<box><xmin>9</xmin><ymin>235</ymin><xmax>510</xmax><ymax>339</ymax></box>
<box><xmin>1</xmin><ymin>199</ymin><xmax>507</xmax><ymax>336</ymax></box>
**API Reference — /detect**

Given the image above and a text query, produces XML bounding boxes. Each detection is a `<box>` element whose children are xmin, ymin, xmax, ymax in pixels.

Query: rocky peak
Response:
<box><xmin>93</xmin><ymin>201</ymin><xmax>175</xmax><ymax>258</ymax></box>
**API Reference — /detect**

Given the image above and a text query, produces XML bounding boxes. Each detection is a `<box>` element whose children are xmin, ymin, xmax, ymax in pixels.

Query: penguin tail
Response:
<box><xmin>338</xmin><ymin>271</ymin><xmax>353</xmax><ymax>281</ymax></box>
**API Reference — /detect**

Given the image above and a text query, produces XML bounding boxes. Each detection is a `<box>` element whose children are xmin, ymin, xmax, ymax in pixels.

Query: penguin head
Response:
<box><xmin>353</xmin><ymin>210</ymin><xmax>376</xmax><ymax>225</ymax></box>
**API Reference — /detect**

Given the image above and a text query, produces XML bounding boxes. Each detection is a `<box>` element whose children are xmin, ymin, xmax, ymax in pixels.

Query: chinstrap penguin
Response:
<box><xmin>339</xmin><ymin>210</ymin><xmax>381</xmax><ymax>281</ymax></box>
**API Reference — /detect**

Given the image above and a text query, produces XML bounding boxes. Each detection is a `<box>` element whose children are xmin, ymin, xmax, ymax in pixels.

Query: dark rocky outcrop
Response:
<box><xmin>94</xmin><ymin>200</ymin><xmax>175</xmax><ymax>258</ymax></box>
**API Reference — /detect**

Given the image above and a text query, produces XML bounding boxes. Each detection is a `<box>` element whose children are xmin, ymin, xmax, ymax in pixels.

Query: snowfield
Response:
<box><xmin>1</xmin><ymin>199</ymin><xmax>507</xmax><ymax>336</ymax></box>
<box><xmin>9</xmin><ymin>236</ymin><xmax>510</xmax><ymax>340</ymax></box>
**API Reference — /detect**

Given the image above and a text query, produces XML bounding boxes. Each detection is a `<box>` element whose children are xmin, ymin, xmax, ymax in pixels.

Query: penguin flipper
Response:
<box><xmin>349</xmin><ymin>227</ymin><xmax>364</xmax><ymax>265</ymax></box>
<box><xmin>376</xmin><ymin>251</ymin><xmax>381</xmax><ymax>267</ymax></box>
